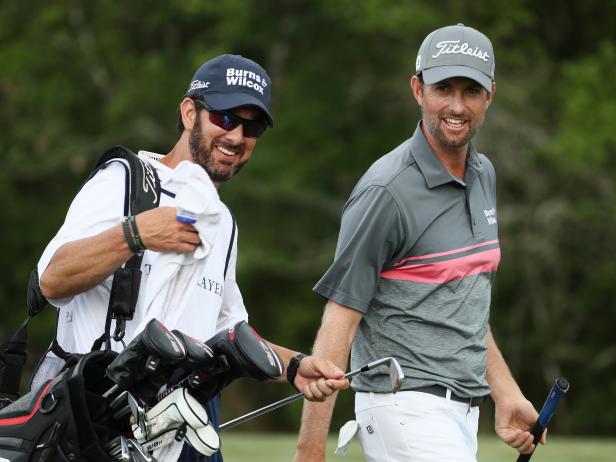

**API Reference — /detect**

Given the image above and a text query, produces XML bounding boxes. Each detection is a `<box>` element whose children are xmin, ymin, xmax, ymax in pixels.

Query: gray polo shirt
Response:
<box><xmin>314</xmin><ymin>123</ymin><xmax>499</xmax><ymax>397</ymax></box>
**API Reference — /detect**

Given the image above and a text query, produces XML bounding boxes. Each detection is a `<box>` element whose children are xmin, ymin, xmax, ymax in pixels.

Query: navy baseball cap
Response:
<box><xmin>186</xmin><ymin>54</ymin><xmax>274</xmax><ymax>127</ymax></box>
<box><xmin>415</xmin><ymin>24</ymin><xmax>495</xmax><ymax>92</ymax></box>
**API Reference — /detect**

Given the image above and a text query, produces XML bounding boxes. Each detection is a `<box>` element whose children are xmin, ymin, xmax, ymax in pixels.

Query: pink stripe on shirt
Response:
<box><xmin>381</xmin><ymin>247</ymin><xmax>501</xmax><ymax>283</ymax></box>
<box><xmin>392</xmin><ymin>239</ymin><xmax>499</xmax><ymax>267</ymax></box>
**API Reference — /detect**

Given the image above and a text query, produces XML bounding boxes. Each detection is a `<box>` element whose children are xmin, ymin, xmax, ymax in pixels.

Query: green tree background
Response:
<box><xmin>1</xmin><ymin>0</ymin><xmax>615</xmax><ymax>436</ymax></box>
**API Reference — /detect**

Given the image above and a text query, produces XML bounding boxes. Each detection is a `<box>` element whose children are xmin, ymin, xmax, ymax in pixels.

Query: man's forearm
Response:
<box><xmin>268</xmin><ymin>343</ymin><xmax>298</xmax><ymax>383</ymax></box>
<box><xmin>296</xmin><ymin>335</ymin><xmax>348</xmax><ymax>455</ymax></box>
<box><xmin>40</xmin><ymin>206</ymin><xmax>201</xmax><ymax>300</ymax></box>
<box><xmin>487</xmin><ymin>325</ymin><xmax>542</xmax><ymax>452</ymax></box>
<box><xmin>295</xmin><ymin>301</ymin><xmax>362</xmax><ymax>460</ymax></box>
<box><xmin>296</xmin><ymin>391</ymin><xmax>339</xmax><ymax>458</ymax></box>
<box><xmin>40</xmin><ymin>224</ymin><xmax>132</xmax><ymax>300</ymax></box>
<box><xmin>486</xmin><ymin>325</ymin><xmax>523</xmax><ymax>404</ymax></box>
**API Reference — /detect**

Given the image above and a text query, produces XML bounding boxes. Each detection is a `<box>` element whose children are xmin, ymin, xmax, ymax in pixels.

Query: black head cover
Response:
<box><xmin>231</xmin><ymin>321</ymin><xmax>284</xmax><ymax>379</ymax></box>
<box><xmin>172</xmin><ymin>330</ymin><xmax>216</xmax><ymax>370</ymax></box>
<box><xmin>190</xmin><ymin>321</ymin><xmax>284</xmax><ymax>402</ymax></box>
<box><xmin>106</xmin><ymin>319</ymin><xmax>186</xmax><ymax>401</ymax></box>
<box><xmin>207</xmin><ymin>321</ymin><xmax>284</xmax><ymax>380</ymax></box>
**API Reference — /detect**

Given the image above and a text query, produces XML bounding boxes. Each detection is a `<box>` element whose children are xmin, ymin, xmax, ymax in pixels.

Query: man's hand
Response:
<box><xmin>294</xmin><ymin>356</ymin><xmax>349</xmax><ymax>402</ymax></box>
<box><xmin>495</xmin><ymin>397</ymin><xmax>546</xmax><ymax>454</ymax></box>
<box><xmin>137</xmin><ymin>207</ymin><xmax>201</xmax><ymax>253</ymax></box>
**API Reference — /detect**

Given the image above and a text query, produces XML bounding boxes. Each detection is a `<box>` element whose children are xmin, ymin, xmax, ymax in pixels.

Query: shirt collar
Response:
<box><xmin>408</xmin><ymin>122</ymin><xmax>484</xmax><ymax>188</ymax></box>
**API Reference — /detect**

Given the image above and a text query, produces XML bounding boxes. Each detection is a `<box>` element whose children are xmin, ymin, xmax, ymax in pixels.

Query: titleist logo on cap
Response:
<box><xmin>188</xmin><ymin>80</ymin><xmax>210</xmax><ymax>92</ymax></box>
<box><xmin>432</xmin><ymin>40</ymin><xmax>490</xmax><ymax>62</ymax></box>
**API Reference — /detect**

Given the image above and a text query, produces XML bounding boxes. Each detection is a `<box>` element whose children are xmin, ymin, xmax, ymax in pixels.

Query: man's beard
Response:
<box><xmin>188</xmin><ymin>114</ymin><xmax>247</xmax><ymax>183</ymax></box>
<box><xmin>422</xmin><ymin>109</ymin><xmax>484</xmax><ymax>148</ymax></box>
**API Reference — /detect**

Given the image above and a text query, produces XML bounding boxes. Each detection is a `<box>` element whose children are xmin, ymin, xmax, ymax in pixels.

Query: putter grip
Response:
<box><xmin>516</xmin><ymin>378</ymin><xmax>569</xmax><ymax>462</ymax></box>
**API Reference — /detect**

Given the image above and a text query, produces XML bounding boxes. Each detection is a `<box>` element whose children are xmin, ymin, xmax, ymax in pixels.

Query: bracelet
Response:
<box><xmin>122</xmin><ymin>217</ymin><xmax>141</xmax><ymax>253</ymax></box>
<box><xmin>128</xmin><ymin>215</ymin><xmax>146</xmax><ymax>252</ymax></box>
<box><xmin>287</xmin><ymin>353</ymin><xmax>307</xmax><ymax>388</ymax></box>
<box><xmin>122</xmin><ymin>216</ymin><xmax>146</xmax><ymax>254</ymax></box>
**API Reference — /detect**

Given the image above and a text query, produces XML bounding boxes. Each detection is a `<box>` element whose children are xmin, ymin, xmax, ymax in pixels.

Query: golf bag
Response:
<box><xmin>0</xmin><ymin>318</ymin><xmax>283</xmax><ymax>461</ymax></box>
<box><xmin>0</xmin><ymin>350</ymin><xmax>122</xmax><ymax>462</ymax></box>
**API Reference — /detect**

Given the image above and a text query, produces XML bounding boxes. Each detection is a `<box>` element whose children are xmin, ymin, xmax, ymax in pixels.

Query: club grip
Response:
<box><xmin>516</xmin><ymin>377</ymin><xmax>569</xmax><ymax>462</ymax></box>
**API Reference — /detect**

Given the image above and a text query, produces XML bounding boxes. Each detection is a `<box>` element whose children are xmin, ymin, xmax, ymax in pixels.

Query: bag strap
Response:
<box><xmin>0</xmin><ymin>269</ymin><xmax>49</xmax><ymax>406</ymax></box>
<box><xmin>89</xmin><ymin>146</ymin><xmax>161</xmax><ymax>217</ymax></box>
<box><xmin>87</xmin><ymin>147</ymin><xmax>161</xmax><ymax>351</ymax></box>
<box><xmin>224</xmin><ymin>209</ymin><xmax>237</xmax><ymax>280</ymax></box>
<box><xmin>0</xmin><ymin>320</ymin><xmax>28</xmax><ymax>406</ymax></box>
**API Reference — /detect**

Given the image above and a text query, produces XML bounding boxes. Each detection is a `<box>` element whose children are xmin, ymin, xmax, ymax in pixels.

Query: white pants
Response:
<box><xmin>355</xmin><ymin>390</ymin><xmax>480</xmax><ymax>462</ymax></box>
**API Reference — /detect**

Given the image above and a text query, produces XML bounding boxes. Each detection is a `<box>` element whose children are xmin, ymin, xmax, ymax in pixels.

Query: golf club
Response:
<box><xmin>516</xmin><ymin>377</ymin><xmax>570</xmax><ymax>462</ymax></box>
<box><xmin>218</xmin><ymin>356</ymin><xmax>404</xmax><ymax>432</ymax></box>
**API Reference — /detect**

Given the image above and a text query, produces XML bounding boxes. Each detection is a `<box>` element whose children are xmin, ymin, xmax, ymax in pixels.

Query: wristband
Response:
<box><xmin>128</xmin><ymin>215</ymin><xmax>146</xmax><ymax>252</ymax></box>
<box><xmin>122</xmin><ymin>217</ymin><xmax>141</xmax><ymax>253</ymax></box>
<box><xmin>287</xmin><ymin>353</ymin><xmax>307</xmax><ymax>388</ymax></box>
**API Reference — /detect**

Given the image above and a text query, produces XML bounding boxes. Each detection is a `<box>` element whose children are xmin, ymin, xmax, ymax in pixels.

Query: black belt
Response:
<box><xmin>413</xmin><ymin>385</ymin><xmax>488</xmax><ymax>407</ymax></box>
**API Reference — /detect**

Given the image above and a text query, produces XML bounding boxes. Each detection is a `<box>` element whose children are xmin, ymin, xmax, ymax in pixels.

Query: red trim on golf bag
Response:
<box><xmin>0</xmin><ymin>351</ymin><xmax>123</xmax><ymax>462</ymax></box>
<box><xmin>0</xmin><ymin>381</ymin><xmax>52</xmax><ymax>427</ymax></box>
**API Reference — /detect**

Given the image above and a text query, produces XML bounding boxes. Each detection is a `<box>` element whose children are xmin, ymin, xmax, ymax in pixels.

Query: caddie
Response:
<box><xmin>35</xmin><ymin>53</ymin><xmax>348</xmax><ymax>462</ymax></box>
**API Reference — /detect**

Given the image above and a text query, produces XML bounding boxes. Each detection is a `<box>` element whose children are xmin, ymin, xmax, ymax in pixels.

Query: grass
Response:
<box><xmin>218</xmin><ymin>433</ymin><xmax>616</xmax><ymax>461</ymax></box>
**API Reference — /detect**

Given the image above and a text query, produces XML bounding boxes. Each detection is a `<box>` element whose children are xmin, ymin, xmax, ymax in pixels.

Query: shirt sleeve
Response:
<box><xmin>215</xmin><ymin>223</ymin><xmax>249</xmax><ymax>332</ymax></box>
<box><xmin>314</xmin><ymin>185</ymin><xmax>403</xmax><ymax>313</ymax></box>
<box><xmin>37</xmin><ymin>163</ymin><xmax>127</xmax><ymax>306</ymax></box>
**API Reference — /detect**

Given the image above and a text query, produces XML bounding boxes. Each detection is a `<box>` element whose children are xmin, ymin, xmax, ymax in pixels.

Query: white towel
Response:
<box><xmin>335</xmin><ymin>420</ymin><xmax>359</xmax><ymax>456</ymax></box>
<box><xmin>132</xmin><ymin>161</ymin><xmax>222</xmax><ymax>336</ymax></box>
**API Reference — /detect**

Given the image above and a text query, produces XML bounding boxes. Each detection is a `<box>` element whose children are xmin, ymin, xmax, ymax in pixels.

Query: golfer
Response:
<box><xmin>294</xmin><ymin>24</ymin><xmax>545</xmax><ymax>462</ymax></box>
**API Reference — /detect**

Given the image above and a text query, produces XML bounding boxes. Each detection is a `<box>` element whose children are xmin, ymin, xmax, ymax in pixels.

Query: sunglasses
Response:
<box><xmin>195</xmin><ymin>100</ymin><xmax>268</xmax><ymax>138</ymax></box>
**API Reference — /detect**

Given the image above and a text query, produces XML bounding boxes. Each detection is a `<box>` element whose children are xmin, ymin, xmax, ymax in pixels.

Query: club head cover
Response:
<box><xmin>106</xmin><ymin>319</ymin><xmax>186</xmax><ymax>401</ymax></box>
<box><xmin>191</xmin><ymin>321</ymin><xmax>284</xmax><ymax>401</ymax></box>
<box><xmin>171</xmin><ymin>330</ymin><xmax>216</xmax><ymax>371</ymax></box>
<box><xmin>206</xmin><ymin>321</ymin><xmax>284</xmax><ymax>380</ymax></box>
<box><xmin>165</xmin><ymin>330</ymin><xmax>219</xmax><ymax>389</ymax></box>
<box><xmin>135</xmin><ymin>388</ymin><xmax>220</xmax><ymax>457</ymax></box>
<box><xmin>185</xmin><ymin>424</ymin><xmax>220</xmax><ymax>457</ymax></box>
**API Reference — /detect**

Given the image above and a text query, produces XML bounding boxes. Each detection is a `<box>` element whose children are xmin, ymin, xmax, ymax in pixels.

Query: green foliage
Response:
<box><xmin>551</xmin><ymin>42</ymin><xmax>616</xmax><ymax>171</ymax></box>
<box><xmin>2</xmin><ymin>0</ymin><xmax>616</xmax><ymax>435</ymax></box>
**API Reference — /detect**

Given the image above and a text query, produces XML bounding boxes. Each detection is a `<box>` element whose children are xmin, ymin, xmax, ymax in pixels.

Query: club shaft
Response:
<box><xmin>103</xmin><ymin>384</ymin><xmax>120</xmax><ymax>399</ymax></box>
<box><xmin>218</xmin><ymin>363</ymin><xmax>383</xmax><ymax>432</ymax></box>
<box><xmin>219</xmin><ymin>391</ymin><xmax>303</xmax><ymax>431</ymax></box>
<box><xmin>516</xmin><ymin>377</ymin><xmax>569</xmax><ymax>462</ymax></box>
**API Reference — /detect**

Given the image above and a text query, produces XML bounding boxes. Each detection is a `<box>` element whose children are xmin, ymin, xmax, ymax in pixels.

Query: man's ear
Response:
<box><xmin>485</xmin><ymin>82</ymin><xmax>496</xmax><ymax>110</ymax></box>
<box><xmin>180</xmin><ymin>97</ymin><xmax>199</xmax><ymax>131</ymax></box>
<box><xmin>410</xmin><ymin>75</ymin><xmax>423</xmax><ymax>106</ymax></box>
